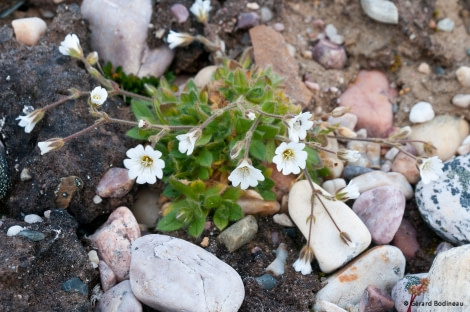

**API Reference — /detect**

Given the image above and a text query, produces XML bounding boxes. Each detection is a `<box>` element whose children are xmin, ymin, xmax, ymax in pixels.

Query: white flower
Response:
<box><xmin>167</xmin><ymin>31</ymin><xmax>195</xmax><ymax>49</ymax></box>
<box><xmin>123</xmin><ymin>144</ymin><xmax>165</xmax><ymax>184</ymax></box>
<box><xmin>58</xmin><ymin>34</ymin><xmax>83</xmax><ymax>58</ymax></box>
<box><xmin>338</xmin><ymin>149</ymin><xmax>361</xmax><ymax>163</ymax></box>
<box><xmin>336</xmin><ymin>181</ymin><xmax>360</xmax><ymax>201</ymax></box>
<box><xmin>17</xmin><ymin>109</ymin><xmax>45</xmax><ymax>133</ymax></box>
<box><xmin>176</xmin><ymin>129</ymin><xmax>200</xmax><ymax>155</ymax></box>
<box><xmin>228</xmin><ymin>159</ymin><xmax>265</xmax><ymax>189</ymax></box>
<box><xmin>90</xmin><ymin>86</ymin><xmax>108</xmax><ymax>105</ymax></box>
<box><xmin>272</xmin><ymin>142</ymin><xmax>308</xmax><ymax>175</ymax></box>
<box><xmin>287</xmin><ymin>112</ymin><xmax>314</xmax><ymax>142</ymax></box>
<box><xmin>418</xmin><ymin>156</ymin><xmax>444</xmax><ymax>184</ymax></box>
<box><xmin>247</xmin><ymin>112</ymin><xmax>256</xmax><ymax>121</ymax></box>
<box><xmin>190</xmin><ymin>0</ymin><xmax>211</xmax><ymax>23</ymax></box>
<box><xmin>38</xmin><ymin>138</ymin><xmax>65</xmax><ymax>155</ymax></box>
<box><xmin>293</xmin><ymin>257</ymin><xmax>313</xmax><ymax>275</ymax></box>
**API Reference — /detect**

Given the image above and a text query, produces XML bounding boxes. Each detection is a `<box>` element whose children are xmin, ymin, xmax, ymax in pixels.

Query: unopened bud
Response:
<box><xmin>138</xmin><ymin>119</ymin><xmax>149</xmax><ymax>129</ymax></box>
<box><xmin>144</xmin><ymin>83</ymin><xmax>158</xmax><ymax>97</ymax></box>
<box><xmin>336</xmin><ymin>126</ymin><xmax>357</xmax><ymax>138</ymax></box>
<box><xmin>230</xmin><ymin>140</ymin><xmax>245</xmax><ymax>159</ymax></box>
<box><xmin>86</xmin><ymin>51</ymin><xmax>99</xmax><ymax>65</ymax></box>
<box><xmin>68</xmin><ymin>88</ymin><xmax>81</xmax><ymax>99</ymax></box>
<box><xmin>331</xmin><ymin>106</ymin><xmax>351</xmax><ymax>118</ymax></box>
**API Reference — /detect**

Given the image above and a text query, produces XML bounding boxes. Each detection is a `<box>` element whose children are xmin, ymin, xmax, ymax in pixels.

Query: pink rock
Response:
<box><xmin>311</xmin><ymin>39</ymin><xmax>346</xmax><ymax>69</ymax></box>
<box><xmin>170</xmin><ymin>4</ymin><xmax>189</xmax><ymax>23</ymax></box>
<box><xmin>352</xmin><ymin>186</ymin><xmax>405</xmax><ymax>244</ymax></box>
<box><xmin>95</xmin><ymin>280</ymin><xmax>142</xmax><ymax>312</ymax></box>
<box><xmin>358</xmin><ymin>285</ymin><xmax>394</xmax><ymax>312</ymax></box>
<box><xmin>96</xmin><ymin>167</ymin><xmax>134</xmax><ymax>198</ymax></box>
<box><xmin>99</xmin><ymin>260</ymin><xmax>117</xmax><ymax>292</ymax></box>
<box><xmin>391</xmin><ymin>145</ymin><xmax>420</xmax><ymax>184</ymax></box>
<box><xmin>392</xmin><ymin>218</ymin><xmax>419</xmax><ymax>260</ymax></box>
<box><xmin>89</xmin><ymin>207</ymin><xmax>141</xmax><ymax>281</ymax></box>
<box><xmin>339</xmin><ymin>70</ymin><xmax>396</xmax><ymax>137</ymax></box>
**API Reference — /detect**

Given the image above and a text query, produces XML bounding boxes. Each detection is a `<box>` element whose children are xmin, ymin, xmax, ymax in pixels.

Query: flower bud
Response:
<box><xmin>331</xmin><ymin>106</ymin><xmax>351</xmax><ymax>118</ymax></box>
<box><xmin>86</xmin><ymin>51</ymin><xmax>99</xmax><ymax>65</ymax></box>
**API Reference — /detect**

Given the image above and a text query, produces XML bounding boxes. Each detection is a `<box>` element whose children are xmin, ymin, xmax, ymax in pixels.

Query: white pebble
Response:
<box><xmin>246</xmin><ymin>2</ymin><xmax>260</xmax><ymax>10</ymax></box>
<box><xmin>325</xmin><ymin>24</ymin><xmax>344</xmax><ymax>45</ymax></box>
<box><xmin>7</xmin><ymin>225</ymin><xmax>24</xmax><ymax>236</ymax></box>
<box><xmin>43</xmin><ymin>210</ymin><xmax>51</xmax><ymax>219</ymax></box>
<box><xmin>272</xmin><ymin>213</ymin><xmax>294</xmax><ymax>227</ymax></box>
<box><xmin>457</xmin><ymin>144</ymin><xmax>470</xmax><ymax>155</ymax></box>
<box><xmin>24</xmin><ymin>214</ymin><xmax>43</xmax><ymax>224</ymax></box>
<box><xmin>322</xmin><ymin>178</ymin><xmax>346</xmax><ymax>194</ymax></box>
<box><xmin>88</xmin><ymin>250</ymin><xmax>100</xmax><ymax>268</ymax></box>
<box><xmin>409</xmin><ymin>101</ymin><xmax>434</xmax><ymax>123</ymax></box>
<box><xmin>452</xmin><ymin>94</ymin><xmax>470</xmax><ymax>108</ymax></box>
<box><xmin>437</xmin><ymin>17</ymin><xmax>455</xmax><ymax>32</ymax></box>
<box><xmin>20</xmin><ymin>168</ymin><xmax>32</xmax><ymax>181</ymax></box>
<box><xmin>417</xmin><ymin>62</ymin><xmax>431</xmax><ymax>75</ymax></box>
<box><xmin>265</xmin><ymin>243</ymin><xmax>288</xmax><ymax>276</ymax></box>
<box><xmin>456</xmin><ymin>66</ymin><xmax>470</xmax><ymax>87</ymax></box>
<box><xmin>11</xmin><ymin>17</ymin><xmax>47</xmax><ymax>46</ymax></box>
<box><xmin>93</xmin><ymin>194</ymin><xmax>103</xmax><ymax>204</ymax></box>
<box><xmin>384</xmin><ymin>147</ymin><xmax>399</xmax><ymax>161</ymax></box>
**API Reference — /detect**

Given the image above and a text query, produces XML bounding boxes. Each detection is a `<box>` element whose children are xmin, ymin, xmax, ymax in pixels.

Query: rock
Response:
<box><xmin>434</xmin><ymin>241</ymin><xmax>454</xmax><ymax>255</ymax></box>
<box><xmin>255</xmin><ymin>273</ymin><xmax>278</xmax><ymax>290</ymax></box>
<box><xmin>391</xmin><ymin>148</ymin><xmax>420</xmax><ymax>184</ymax></box>
<box><xmin>170</xmin><ymin>4</ymin><xmax>189</xmax><ymax>24</ymax></box>
<box><xmin>415</xmin><ymin>154</ymin><xmax>470</xmax><ymax>245</ymax></box>
<box><xmin>392</xmin><ymin>218</ymin><xmax>420</xmax><ymax>260</ymax></box>
<box><xmin>452</xmin><ymin>94</ymin><xmax>470</xmax><ymax>108</ymax></box>
<box><xmin>315</xmin><ymin>301</ymin><xmax>348</xmax><ymax>312</ymax></box>
<box><xmin>131</xmin><ymin>187</ymin><xmax>160</xmax><ymax>230</ymax></box>
<box><xmin>419</xmin><ymin>245</ymin><xmax>470</xmax><ymax>311</ymax></box>
<box><xmin>322</xmin><ymin>178</ymin><xmax>346</xmax><ymax>195</ymax></box>
<box><xmin>409</xmin><ymin>102</ymin><xmax>434</xmax><ymax>123</ymax></box>
<box><xmin>129</xmin><ymin>234</ymin><xmax>245</xmax><ymax>312</ymax></box>
<box><xmin>313</xmin><ymin>245</ymin><xmax>405</xmax><ymax>311</ymax></box>
<box><xmin>343</xmin><ymin>166</ymin><xmax>374</xmax><ymax>181</ymax></box>
<box><xmin>456</xmin><ymin>66</ymin><xmax>470</xmax><ymax>87</ymax></box>
<box><xmin>194</xmin><ymin>65</ymin><xmax>218</xmax><ymax>89</ymax></box>
<box><xmin>237</xmin><ymin>195</ymin><xmax>280</xmax><ymax>215</ymax></box>
<box><xmin>360</xmin><ymin>0</ymin><xmax>398</xmax><ymax>24</ymax></box>
<box><xmin>88</xmin><ymin>250</ymin><xmax>99</xmax><ymax>268</ymax></box>
<box><xmin>391</xmin><ymin>273</ymin><xmax>428</xmax><ymax>312</ymax></box>
<box><xmin>328</xmin><ymin>113</ymin><xmax>358</xmax><ymax>130</ymax></box>
<box><xmin>11</xmin><ymin>17</ymin><xmax>47</xmax><ymax>46</ymax></box>
<box><xmin>17</xmin><ymin>229</ymin><xmax>46</xmax><ymax>241</ymax></box>
<box><xmin>81</xmin><ymin>0</ymin><xmax>174</xmax><ymax>77</ymax></box>
<box><xmin>352</xmin><ymin>186</ymin><xmax>405</xmax><ymax>244</ymax></box>
<box><xmin>96</xmin><ymin>167</ymin><xmax>135</xmax><ymax>198</ymax></box>
<box><xmin>350</xmin><ymin>170</ymin><xmax>414</xmax><ymax>199</ymax></box>
<box><xmin>95</xmin><ymin>280</ymin><xmax>142</xmax><ymax>312</ymax></box>
<box><xmin>24</xmin><ymin>214</ymin><xmax>43</xmax><ymax>224</ymax></box>
<box><xmin>409</xmin><ymin>115</ymin><xmax>469</xmax><ymax>161</ymax></box>
<box><xmin>218</xmin><ymin>215</ymin><xmax>258</xmax><ymax>252</ymax></box>
<box><xmin>417</xmin><ymin>62</ymin><xmax>431</xmax><ymax>75</ymax></box>
<box><xmin>260</xmin><ymin>7</ymin><xmax>274</xmax><ymax>22</ymax></box>
<box><xmin>250</xmin><ymin>25</ymin><xmax>312</xmax><ymax>106</ymax></box>
<box><xmin>237</xmin><ymin>12</ymin><xmax>260</xmax><ymax>29</ymax></box>
<box><xmin>88</xmin><ymin>207</ymin><xmax>141</xmax><ymax>281</ymax></box>
<box><xmin>272</xmin><ymin>213</ymin><xmax>294</xmax><ymax>227</ymax></box>
<box><xmin>7</xmin><ymin>225</ymin><xmax>24</xmax><ymax>236</ymax></box>
<box><xmin>99</xmin><ymin>260</ymin><xmax>117</xmax><ymax>292</ymax></box>
<box><xmin>437</xmin><ymin>17</ymin><xmax>455</xmax><ymax>32</ymax></box>
<box><xmin>358</xmin><ymin>285</ymin><xmax>394</xmax><ymax>312</ymax></box>
<box><xmin>265</xmin><ymin>243</ymin><xmax>288</xmax><ymax>276</ymax></box>
<box><xmin>312</xmin><ymin>39</ymin><xmax>347</xmax><ymax>69</ymax></box>
<box><xmin>346</xmin><ymin>140</ymin><xmax>381</xmax><ymax>168</ymax></box>
<box><xmin>339</xmin><ymin>70</ymin><xmax>395</xmax><ymax>137</ymax></box>
<box><xmin>288</xmin><ymin>180</ymin><xmax>371</xmax><ymax>273</ymax></box>
<box><xmin>324</xmin><ymin>24</ymin><xmax>344</xmax><ymax>45</ymax></box>
<box><xmin>61</xmin><ymin>277</ymin><xmax>88</xmax><ymax>296</ymax></box>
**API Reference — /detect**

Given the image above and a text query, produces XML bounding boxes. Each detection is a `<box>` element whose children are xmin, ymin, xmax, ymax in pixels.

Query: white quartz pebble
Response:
<box><xmin>452</xmin><ymin>94</ymin><xmax>470</xmax><ymax>108</ymax></box>
<box><xmin>12</xmin><ymin>17</ymin><xmax>47</xmax><ymax>46</ymax></box>
<box><xmin>456</xmin><ymin>66</ymin><xmax>470</xmax><ymax>87</ymax></box>
<box><xmin>24</xmin><ymin>214</ymin><xmax>43</xmax><ymax>224</ymax></box>
<box><xmin>7</xmin><ymin>225</ymin><xmax>24</xmax><ymax>236</ymax></box>
<box><xmin>409</xmin><ymin>101</ymin><xmax>434</xmax><ymax>123</ymax></box>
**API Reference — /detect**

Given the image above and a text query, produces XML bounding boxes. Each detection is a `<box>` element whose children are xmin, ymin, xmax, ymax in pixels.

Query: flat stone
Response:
<box><xmin>96</xmin><ymin>167</ymin><xmax>135</xmax><ymax>198</ymax></box>
<box><xmin>88</xmin><ymin>207</ymin><xmax>141</xmax><ymax>281</ymax></box>
<box><xmin>339</xmin><ymin>70</ymin><xmax>395</xmax><ymax>137</ymax></box>
<box><xmin>391</xmin><ymin>273</ymin><xmax>428</xmax><ymax>312</ymax></box>
<box><xmin>288</xmin><ymin>180</ymin><xmax>371</xmax><ymax>273</ymax></box>
<box><xmin>129</xmin><ymin>234</ymin><xmax>244</xmax><ymax>312</ymax></box>
<box><xmin>418</xmin><ymin>245</ymin><xmax>470</xmax><ymax>311</ymax></box>
<box><xmin>352</xmin><ymin>186</ymin><xmax>405</xmax><ymax>244</ymax></box>
<box><xmin>218</xmin><ymin>215</ymin><xmax>258</xmax><ymax>252</ymax></box>
<box><xmin>415</xmin><ymin>154</ymin><xmax>470</xmax><ymax>245</ymax></box>
<box><xmin>350</xmin><ymin>170</ymin><xmax>414</xmax><ymax>199</ymax></box>
<box><xmin>250</xmin><ymin>25</ymin><xmax>312</xmax><ymax>106</ymax></box>
<box><xmin>409</xmin><ymin>115</ymin><xmax>469</xmax><ymax>161</ymax></box>
<box><xmin>95</xmin><ymin>280</ymin><xmax>142</xmax><ymax>312</ymax></box>
<box><xmin>314</xmin><ymin>245</ymin><xmax>405</xmax><ymax>311</ymax></box>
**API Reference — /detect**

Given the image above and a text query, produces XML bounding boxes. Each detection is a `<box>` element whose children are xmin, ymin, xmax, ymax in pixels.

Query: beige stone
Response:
<box><xmin>12</xmin><ymin>17</ymin><xmax>47</xmax><ymax>46</ymax></box>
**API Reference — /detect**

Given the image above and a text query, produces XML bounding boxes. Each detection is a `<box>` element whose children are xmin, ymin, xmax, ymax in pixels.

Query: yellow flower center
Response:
<box><xmin>141</xmin><ymin>155</ymin><xmax>153</xmax><ymax>167</ymax></box>
<box><xmin>239</xmin><ymin>166</ymin><xmax>250</xmax><ymax>178</ymax></box>
<box><xmin>282</xmin><ymin>148</ymin><xmax>294</xmax><ymax>160</ymax></box>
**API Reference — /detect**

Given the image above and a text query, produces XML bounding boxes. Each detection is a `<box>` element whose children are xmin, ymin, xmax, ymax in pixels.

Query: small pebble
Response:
<box><xmin>88</xmin><ymin>250</ymin><xmax>99</xmax><ymax>269</ymax></box>
<box><xmin>96</xmin><ymin>167</ymin><xmax>135</xmax><ymax>198</ymax></box>
<box><xmin>343</xmin><ymin>166</ymin><xmax>374</xmax><ymax>181</ymax></box>
<box><xmin>218</xmin><ymin>215</ymin><xmax>258</xmax><ymax>252</ymax></box>
<box><xmin>312</xmin><ymin>39</ymin><xmax>346</xmax><ymax>69</ymax></box>
<box><xmin>99</xmin><ymin>260</ymin><xmax>117</xmax><ymax>292</ymax></box>
<box><xmin>265</xmin><ymin>243</ymin><xmax>288</xmax><ymax>276</ymax></box>
<box><xmin>17</xmin><ymin>229</ymin><xmax>46</xmax><ymax>241</ymax></box>
<box><xmin>170</xmin><ymin>4</ymin><xmax>189</xmax><ymax>23</ymax></box>
<box><xmin>436</xmin><ymin>17</ymin><xmax>454</xmax><ymax>32</ymax></box>
<box><xmin>95</xmin><ymin>280</ymin><xmax>142</xmax><ymax>312</ymax></box>
<box><xmin>358</xmin><ymin>285</ymin><xmax>394</xmax><ymax>312</ymax></box>
<box><xmin>24</xmin><ymin>214</ymin><xmax>43</xmax><ymax>224</ymax></box>
<box><xmin>260</xmin><ymin>7</ymin><xmax>273</xmax><ymax>22</ymax></box>
<box><xmin>11</xmin><ymin>17</ymin><xmax>47</xmax><ymax>46</ymax></box>
<box><xmin>456</xmin><ymin>66</ymin><xmax>470</xmax><ymax>87</ymax></box>
<box><xmin>391</xmin><ymin>273</ymin><xmax>428</xmax><ymax>312</ymax></box>
<box><xmin>434</xmin><ymin>65</ymin><xmax>445</xmax><ymax>75</ymax></box>
<box><xmin>417</xmin><ymin>62</ymin><xmax>431</xmax><ymax>75</ymax></box>
<box><xmin>272</xmin><ymin>213</ymin><xmax>294</xmax><ymax>227</ymax></box>
<box><xmin>247</xmin><ymin>2</ymin><xmax>260</xmax><ymax>10</ymax></box>
<box><xmin>61</xmin><ymin>277</ymin><xmax>88</xmax><ymax>296</ymax></box>
<box><xmin>409</xmin><ymin>101</ymin><xmax>434</xmax><ymax>123</ymax></box>
<box><xmin>200</xmin><ymin>236</ymin><xmax>209</xmax><ymax>248</ymax></box>
<box><xmin>7</xmin><ymin>225</ymin><xmax>24</xmax><ymax>236</ymax></box>
<box><xmin>93</xmin><ymin>194</ymin><xmax>103</xmax><ymax>204</ymax></box>
<box><xmin>255</xmin><ymin>274</ymin><xmax>277</xmax><ymax>290</ymax></box>
<box><xmin>20</xmin><ymin>168</ymin><xmax>32</xmax><ymax>181</ymax></box>
<box><xmin>452</xmin><ymin>94</ymin><xmax>470</xmax><ymax>108</ymax></box>
<box><xmin>434</xmin><ymin>241</ymin><xmax>454</xmax><ymax>255</ymax></box>
<box><xmin>392</xmin><ymin>218</ymin><xmax>419</xmax><ymax>260</ymax></box>
<box><xmin>324</xmin><ymin>24</ymin><xmax>344</xmax><ymax>45</ymax></box>
<box><xmin>328</xmin><ymin>113</ymin><xmax>358</xmax><ymax>130</ymax></box>
<box><xmin>272</xmin><ymin>22</ymin><xmax>284</xmax><ymax>32</ymax></box>
<box><xmin>322</xmin><ymin>178</ymin><xmax>346</xmax><ymax>194</ymax></box>
<box><xmin>237</xmin><ymin>12</ymin><xmax>260</xmax><ymax>29</ymax></box>
<box><xmin>305</xmin><ymin>80</ymin><xmax>319</xmax><ymax>91</ymax></box>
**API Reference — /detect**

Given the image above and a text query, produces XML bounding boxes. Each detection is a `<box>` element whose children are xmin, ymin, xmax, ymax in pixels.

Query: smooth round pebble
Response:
<box><xmin>417</xmin><ymin>62</ymin><xmax>431</xmax><ymax>74</ymax></box>
<box><xmin>452</xmin><ymin>94</ymin><xmax>470</xmax><ymax>108</ymax></box>
<box><xmin>24</xmin><ymin>214</ymin><xmax>43</xmax><ymax>224</ymax></box>
<box><xmin>392</xmin><ymin>218</ymin><xmax>419</xmax><ymax>260</ymax></box>
<box><xmin>391</xmin><ymin>273</ymin><xmax>428</xmax><ymax>312</ymax></box>
<box><xmin>7</xmin><ymin>225</ymin><xmax>24</xmax><ymax>236</ymax></box>
<box><xmin>260</xmin><ymin>7</ymin><xmax>273</xmax><ymax>22</ymax></box>
<box><xmin>17</xmin><ymin>230</ymin><xmax>46</xmax><ymax>241</ymax></box>
<box><xmin>170</xmin><ymin>4</ymin><xmax>189</xmax><ymax>23</ymax></box>
<box><xmin>255</xmin><ymin>273</ymin><xmax>278</xmax><ymax>290</ymax></box>
<box><xmin>96</xmin><ymin>167</ymin><xmax>135</xmax><ymax>198</ymax></box>
<box><xmin>409</xmin><ymin>101</ymin><xmax>434</xmax><ymax>123</ymax></box>
<box><xmin>456</xmin><ymin>66</ymin><xmax>470</xmax><ymax>87</ymax></box>
<box><xmin>95</xmin><ymin>280</ymin><xmax>142</xmax><ymax>312</ymax></box>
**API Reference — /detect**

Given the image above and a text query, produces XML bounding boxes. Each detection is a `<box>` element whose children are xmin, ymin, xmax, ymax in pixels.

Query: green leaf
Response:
<box><xmin>204</xmin><ymin>193</ymin><xmax>221</xmax><ymax>209</ymax></box>
<box><xmin>245</xmin><ymin>87</ymin><xmax>264</xmax><ymax>103</ymax></box>
<box><xmin>197</xmin><ymin>167</ymin><xmax>210</xmax><ymax>180</ymax></box>
<box><xmin>249</xmin><ymin>139</ymin><xmax>266</xmax><ymax>161</ymax></box>
<box><xmin>257</xmin><ymin>124</ymin><xmax>279</xmax><ymax>139</ymax></box>
<box><xmin>305</xmin><ymin>146</ymin><xmax>323</xmax><ymax>169</ymax></box>
<box><xmin>131</xmin><ymin>99</ymin><xmax>156</xmax><ymax>122</ymax></box>
<box><xmin>234</xmin><ymin>68</ymin><xmax>249</xmax><ymax>93</ymax></box>
<box><xmin>235</xmin><ymin>117</ymin><xmax>252</xmax><ymax>134</ymax></box>
<box><xmin>261</xmin><ymin>100</ymin><xmax>277</xmax><ymax>114</ymax></box>
<box><xmin>221</xmin><ymin>187</ymin><xmax>244</xmax><ymax>201</ymax></box>
<box><xmin>195</xmin><ymin>132</ymin><xmax>212</xmax><ymax>146</ymax></box>
<box><xmin>265</xmin><ymin>139</ymin><xmax>276</xmax><ymax>161</ymax></box>
<box><xmin>196</xmin><ymin>149</ymin><xmax>213</xmax><ymax>167</ymax></box>
<box><xmin>156</xmin><ymin>208</ymin><xmax>185</xmax><ymax>232</ymax></box>
<box><xmin>190</xmin><ymin>180</ymin><xmax>206</xmax><ymax>194</ymax></box>
<box><xmin>258</xmin><ymin>189</ymin><xmax>276</xmax><ymax>201</ymax></box>
<box><xmin>169</xmin><ymin>177</ymin><xmax>197</xmax><ymax>199</ymax></box>
<box><xmin>126</xmin><ymin>127</ymin><xmax>149</xmax><ymax>140</ymax></box>
<box><xmin>213</xmin><ymin>205</ymin><xmax>229</xmax><ymax>230</ymax></box>
<box><xmin>227</xmin><ymin>202</ymin><xmax>243</xmax><ymax>221</ymax></box>
<box><xmin>188</xmin><ymin>207</ymin><xmax>206</xmax><ymax>237</ymax></box>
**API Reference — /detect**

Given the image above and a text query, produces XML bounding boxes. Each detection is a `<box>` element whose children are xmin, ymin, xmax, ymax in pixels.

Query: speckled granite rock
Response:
<box><xmin>415</xmin><ymin>154</ymin><xmax>470</xmax><ymax>245</ymax></box>
<box><xmin>392</xmin><ymin>273</ymin><xmax>428</xmax><ymax>312</ymax></box>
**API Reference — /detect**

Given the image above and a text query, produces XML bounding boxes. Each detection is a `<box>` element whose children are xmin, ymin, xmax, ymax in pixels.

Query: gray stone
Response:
<box><xmin>415</xmin><ymin>154</ymin><xmax>470</xmax><ymax>245</ymax></box>
<box><xmin>343</xmin><ymin>166</ymin><xmax>374</xmax><ymax>181</ymax></box>
<box><xmin>391</xmin><ymin>273</ymin><xmax>428</xmax><ymax>312</ymax></box>
<box><xmin>130</xmin><ymin>234</ymin><xmax>245</xmax><ymax>312</ymax></box>
<box><xmin>95</xmin><ymin>280</ymin><xmax>142</xmax><ymax>312</ymax></box>
<box><xmin>314</xmin><ymin>245</ymin><xmax>405</xmax><ymax>311</ymax></box>
<box><xmin>61</xmin><ymin>277</ymin><xmax>88</xmax><ymax>296</ymax></box>
<box><xmin>218</xmin><ymin>215</ymin><xmax>258</xmax><ymax>252</ymax></box>
<box><xmin>418</xmin><ymin>245</ymin><xmax>470</xmax><ymax>311</ymax></box>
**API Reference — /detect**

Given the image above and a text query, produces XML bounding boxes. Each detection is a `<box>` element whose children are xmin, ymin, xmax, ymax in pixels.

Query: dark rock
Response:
<box><xmin>392</xmin><ymin>218</ymin><xmax>419</xmax><ymax>260</ymax></box>
<box><xmin>255</xmin><ymin>273</ymin><xmax>278</xmax><ymax>290</ymax></box>
<box><xmin>237</xmin><ymin>12</ymin><xmax>260</xmax><ymax>30</ymax></box>
<box><xmin>343</xmin><ymin>165</ymin><xmax>374</xmax><ymax>181</ymax></box>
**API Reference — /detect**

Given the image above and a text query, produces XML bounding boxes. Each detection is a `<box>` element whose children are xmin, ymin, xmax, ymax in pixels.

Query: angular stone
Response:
<box><xmin>419</xmin><ymin>245</ymin><xmax>470</xmax><ymax>311</ymax></box>
<box><xmin>391</xmin><ymin>148</ymin><xmax>420</xmax><ymax>184</ymax></box>
<box><xmin>250</xmin><ymin>25</ymin><xmax>312</xmax><ymax>106</ymax></box>
<box><xmin>218</xmin><ymin>215</ymin><xmax>258</xmax><ymax>252</ymax></box>
<box><xmin>353</xmin><ymin>186</ymin><xmax>405</xmax><ymax>244</ymax></box>
<box><xmin>391</xmin><ymin>273</ymin><xmax>428</xmax><ymax>312</ymax></box>
<box><xmin>314</xmin><ymin>245</ymin><xmax>405</xmax><ymax>311</ymax></box>
<box><xmin>130</xmin><ymin>234</ymin><xmax>244</xmax><ymax>312</ymax></box>
<box><xmin>409</xmin><ymin>115</ymin><xmax>469</xmax><ymax>161</ymax></box>
<box><xmin>339</xmin><ymin>70</ymin><xmax>395</xmax><ymax>137</ymax></box>
<box><xmin>415</xmin><ymin>154</ymin><xmax>470</xmax><ymax>245</ymax></box>
<box><xmin>351</xmin><ymin>170</ymin><xmax>413</xmax><ymax>199</ymax></box>
<box><xmin>89</xmin><ymin>207</ymin><xmax>141</xmax><ymax>281</ymax></box>
<box><xmin>358</xmin><ymin>285</ymin><xmax>394</xmax><ymax>312</ymax></box>
<box><xmin>392</xmin><ymin>218</ymin><xmax>419</xmax><ymax>260</ymax></box>
<box><xmin>99</xmin><ymin>260</ymin><xmax>117</xmax><ymax>292</ymax></box>
<box><xmin>96</xmin><ymin>167</ymin><xmax>135</xmax><ymax>198</ymax></box>
<box><xmin>288</xmin><ymin>180</ymin><xmax>371</xmax><ymax>273</ymax></box>
<box><xmin>95</xmin><ymin>280</ymin><xmax>142</xmax><ymax>312</ymax></box>
<box><xmin>12</xmin><ymin>17</ymin><xmax>47</xmax><ymax>46</ymax></box>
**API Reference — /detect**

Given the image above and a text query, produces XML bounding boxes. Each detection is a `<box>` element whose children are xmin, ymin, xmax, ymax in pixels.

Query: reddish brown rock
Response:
<box><xmin>339</xmin><ymin>70</ymin><xmax>395</xmax><ymax>137</ymax></box>
<box><xmin>391</xmin><ymin>145</ymin><xmax>420</xmax><ymax>184</ymax></box>
<box><xmin>96</xmin><ymin>167</ymin><xmax>135</xmax><ymax>198</ymax></box>
<box><xmin>392</xmin><ymin>218</ymin><xmax>419</xmax><ymax>260</ymax></box>
<box><xmin>250</xmin><ymin>25</ymin><xmax>312</xmax><ymax>107</ymax></box>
